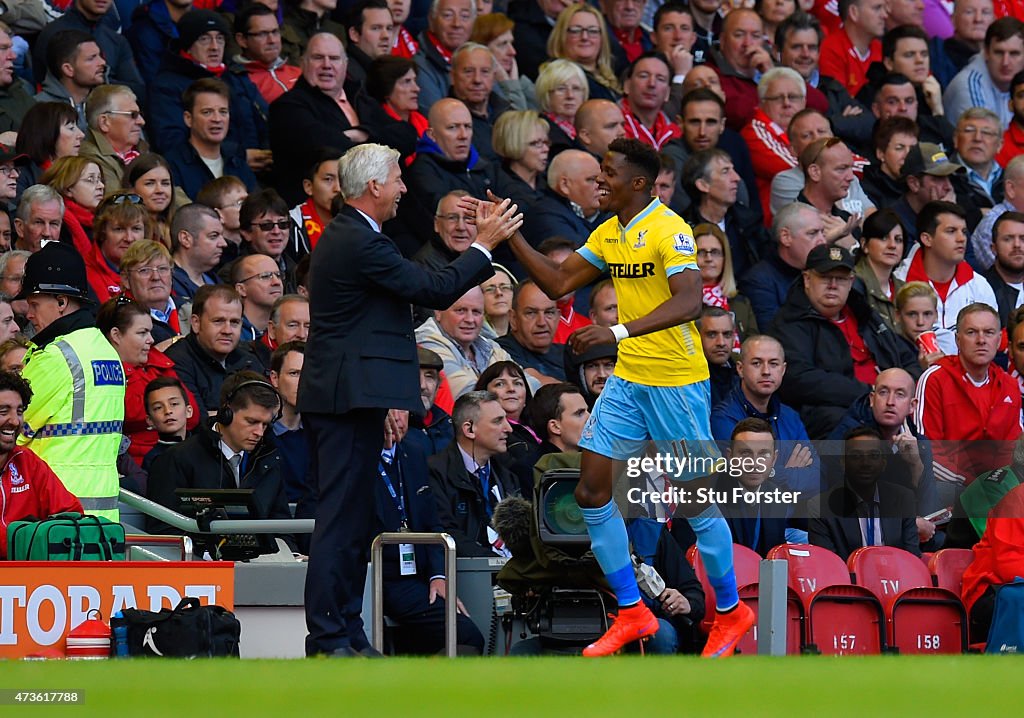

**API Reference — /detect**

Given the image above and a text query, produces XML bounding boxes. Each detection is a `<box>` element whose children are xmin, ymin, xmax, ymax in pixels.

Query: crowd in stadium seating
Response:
<box><xmin>3</xmin><ymin>0</ymin><xmax>1024</xmax><ymax>654</ymax></box>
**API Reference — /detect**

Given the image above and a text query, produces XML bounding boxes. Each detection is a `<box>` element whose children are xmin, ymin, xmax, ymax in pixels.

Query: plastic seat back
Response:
<box><xmin>929</xmin><ymin>549</ymin><xmax>975</xmax><ymax>594</ymax></box>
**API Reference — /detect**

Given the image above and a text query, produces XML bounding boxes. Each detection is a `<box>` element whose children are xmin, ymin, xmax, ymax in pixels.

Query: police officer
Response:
<box><xmin>17</xmin><ymin>242</ymin><xmax>126</xmax><ymax>521</ymax></box>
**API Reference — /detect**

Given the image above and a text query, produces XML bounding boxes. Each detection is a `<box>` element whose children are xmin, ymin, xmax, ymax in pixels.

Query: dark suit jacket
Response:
<box><xmin>374</xmin><ymin>441</ymin><xmax>445</xmax><ymax>581</ymax></box>
<box><xmin>714</xmin><ymin>473</ymin><xmax>793</xmax><ymax>557</ymax></box>
<box><xmin>809</xmin><ymin>482</ymin><xmax>920</xmax><ymax>561</ymax></box>
<box><xmin>297</xmin><ymin>205</ymin><xmax>493</xmax><ymax>415</ymax></box>
<box><xmin>146</xmin><ymin>423</ymin><xmax>293</xmax><ymax>550</ymax></box>
<box><xmin>427</xmin><ymin>441</ymin><xmax>520</xmax><ymax>557</ymax></box>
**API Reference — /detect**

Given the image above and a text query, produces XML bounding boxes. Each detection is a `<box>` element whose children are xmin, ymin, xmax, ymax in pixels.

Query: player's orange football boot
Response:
<box><xmin>581</xmin><ymin>603</ymin><xmax>659</xmax><ymax>657</ymax></box>
<box><xmin>701</xmin><ymin>602</ymin><xmax>755</xmax><ymax>658</ymax></box>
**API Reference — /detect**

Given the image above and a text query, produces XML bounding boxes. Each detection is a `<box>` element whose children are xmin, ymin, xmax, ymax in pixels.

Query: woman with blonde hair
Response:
<box><xmin>40</xmin><ymin>155</ymin><xmax>104</xmax><ymax>247</ymax></box>
<box><xmin>470</xmin><ymin>13</ymin><xmax>537</xmax><ymax>110</ymax></box>
<box><xmin>693</xmin><ymin>223</ymin><xmax>757</xmax><ymax>342</ymax></box>
<box><xmin>492</xmin><ymin>111</ymin><xmax>550</xmax><ymax>203</ymax></box>
<box><xmin>547</xmin><ymin>4</ymin><xmax>621</xmax><ymax>101</ymax></box>
<box><xmin>535</xmin><ymin>58</ymin><xmax>589</xmax><ymax>150</ymax></box>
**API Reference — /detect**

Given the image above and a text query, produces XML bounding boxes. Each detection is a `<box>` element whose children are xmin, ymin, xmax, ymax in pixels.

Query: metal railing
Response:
<box><xmin>118</xmin><ymin>488</ymin><xmax>316</xmax><ymax>535</ymax></box>
<box><xmin>371</xmin><ymin>532</ymin><xmax>458</xmax><ymax>657</ymax></box>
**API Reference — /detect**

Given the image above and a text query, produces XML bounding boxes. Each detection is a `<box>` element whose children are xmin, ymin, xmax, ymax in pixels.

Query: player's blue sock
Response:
<box><xmin>688</xmin><ymin>504</ymin><xmax>739</xmax><ymax>611</ymax></box>
<box><xmin>581</xmin><ymin>500</ymin><xmax>641</xmax><ymax>607</ymax></box>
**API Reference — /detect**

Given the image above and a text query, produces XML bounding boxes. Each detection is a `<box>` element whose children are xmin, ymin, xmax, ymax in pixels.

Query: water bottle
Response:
<box><xmin>112</xmin><ymin>611</ymin><xmax>129</xmax><ymax>658</ymax></box>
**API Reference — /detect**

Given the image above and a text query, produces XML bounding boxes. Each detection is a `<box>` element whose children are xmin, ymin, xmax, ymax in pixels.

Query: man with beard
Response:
<box><xmin>0</xmin><ymin>369</ymin><xmax>83</xmax><ymax>559</ymax></box>
<box><xmin>981</xmin><ymin>212</ymin><xmax>1024</xmax><ymax>329</ymax></box>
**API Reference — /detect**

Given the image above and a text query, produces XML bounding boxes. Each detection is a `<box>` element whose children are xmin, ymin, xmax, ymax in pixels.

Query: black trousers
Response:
<box><xmin>304</xmin><ymin>408</ymin><xmax>387</xmax><ymax>655</ymax></box>
<box><xmin>383</xmin><ymin>575</ymin><xmax>485</xmax><ymax>654</ymax></box>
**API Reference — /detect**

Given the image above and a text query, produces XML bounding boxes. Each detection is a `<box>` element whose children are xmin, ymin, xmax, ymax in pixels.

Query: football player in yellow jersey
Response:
<box><xmin>467</xmin><ymin>138</ymin><xmax>754</xmax><ymax>657</ymax></box>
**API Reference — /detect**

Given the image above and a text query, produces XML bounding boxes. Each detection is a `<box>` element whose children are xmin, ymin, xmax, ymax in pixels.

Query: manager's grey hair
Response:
<box><xmin>339</xmin><ymin>143</ymin><xmax>401</xmax><ymax>201</ymax></box>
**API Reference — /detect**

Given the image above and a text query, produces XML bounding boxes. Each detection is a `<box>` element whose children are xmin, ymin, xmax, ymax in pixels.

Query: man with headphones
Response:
<box><xmin>146</xmin><ymin>370</ymin><xmax>295</xmax><ymax>554</ymax></box>
<box><xmin>427</xmin><ymin>390</ymin><xmax>519</xmax><ymax>558</ymax></box>
<box><xmin>17</xmin><ymin>242</ymin><xmax>126</xmax><ymax>522</ymax></box>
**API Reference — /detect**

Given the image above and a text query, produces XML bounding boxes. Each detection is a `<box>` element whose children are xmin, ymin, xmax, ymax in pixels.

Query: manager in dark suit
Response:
<box><xmin>808</xmin><ymin>426</ymin><xmax>920</xmax><ymax>561</ymax></box>
<box><xmin>297</xmin><ymin>142</ymin><xmax>522</xmax><ymax>657</ymax></box>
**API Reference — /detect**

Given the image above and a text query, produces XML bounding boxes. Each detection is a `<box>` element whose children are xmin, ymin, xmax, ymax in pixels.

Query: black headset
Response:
<box><xmin>218</xmin><ymin>379</ymin><xmax>283</xmax><ymax>426</ymax></box>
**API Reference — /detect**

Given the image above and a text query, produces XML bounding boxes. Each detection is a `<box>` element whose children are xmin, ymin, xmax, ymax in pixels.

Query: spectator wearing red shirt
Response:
<box><xmin>769</xmin><ymin>243</ymin><xmax>920</xmax><ymax>438</ymax></box>
<box><xmin>916</xmin><ymin>303</ymin><xmax>1023</xmax><ymax>506</ymax></box>
<box><xmin>620</xmin><ymin>52</ymin><xmax>681</xmax><ymax>150</ymax></box>
<box><xmin>997</xmin><ymin>70</ymin><xmax>1024</xmax><ymax>169</ymax></box>
<box><xmin>0</xmin><ymin>370</ymin><xmax>83</xmax><ymax>558</ymax></box>
<box><xmin>741</xmin><ymin>67</ymin><xmax>805</xmax><ymax>218</ymax></box>
<box><xmin>538</xmin><ymin>237</ymin><xmax>591</xmax><ymax>345</ymax></box>
<box><xmin>819</xmin><ymin>0</ymin><xmax>887</xmax><ymax>96</ymax></box>
<box><xmin>711</xmin><ymin>9</ymin><xmax>776</xmax><ymax>131</ymax></box>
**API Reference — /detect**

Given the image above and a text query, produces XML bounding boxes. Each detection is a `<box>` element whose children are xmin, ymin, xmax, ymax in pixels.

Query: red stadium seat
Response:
<box><xmin>929</xmin><ymin>549</ymin><xmax>975</xmax><ymax>594</ymax></box>
<box><xmin>689</xmin><ymin>543</ymin><xmax>761</xmax><ymax>635</ymax></box>
<box><xmin>767</xmin><ymin>544</ymin><xmax>886</xmax><ymax>655</ymax></box>
<box><xmin>848</xmin><ymin>546</ymin><xmax>967</xmax><ymax>654</ymax></box>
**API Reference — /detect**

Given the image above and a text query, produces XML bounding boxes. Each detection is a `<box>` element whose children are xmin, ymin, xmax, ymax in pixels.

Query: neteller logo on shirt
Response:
<box><xmin>609</xmin><ymin>262</ymin><xmax>656</xmax><ymax>278</ymax></box>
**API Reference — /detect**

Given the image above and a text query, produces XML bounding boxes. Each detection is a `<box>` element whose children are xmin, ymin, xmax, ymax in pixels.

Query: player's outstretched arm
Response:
<box><xmin>460</xmin><ymin>192</ymin><xmax>601</xmax><ymax>297</ymax></box>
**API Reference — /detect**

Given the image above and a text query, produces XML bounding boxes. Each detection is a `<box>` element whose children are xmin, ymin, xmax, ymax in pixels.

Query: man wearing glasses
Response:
<box><xmin>120</xmin><ymin>240</ymin><xmax>181</xmax><ymax>344</ymax></box>
<box><xmin>950</xmin><ymin>108</ymin><xmax>1005</xmax><ymax>214</ymax></box>
<box><xmin>740</xmin><ymin>67</ymin><xmax>807</xmax><ymax>222</ymax></box>
<box><xmin>769</xmin><ymin>243</ymin><xmax>920</xmax><ymax>438</ymax></box>
<box><xmin>231</xmin><ymin>3</ymin><xmax>301</xmax><ymax>105</ymax></box>
<box><xmin>232</xmin><ymin>254</ymin><xmax>284</xmax><ymax>342</ymax></box>
<box><xmin>81</xmin><ymin>85</ymin><xmax>149</xmax><ymax>194</ymax></box>
<box><xmin>238</xmin><ymin>189</ymin><xmax>297</xmax><ymax>293</ymax></box>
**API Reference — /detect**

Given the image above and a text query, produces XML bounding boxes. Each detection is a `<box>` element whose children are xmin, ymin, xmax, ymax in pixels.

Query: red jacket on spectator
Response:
<box><xmin>234</xmin><ymin>56</ymin><xmax>301</xmax><ymax>105</ymax></box>
<box><xmin>621</xmin><ymin>98</ymin><xmax>681</xmax><ymax>150</ymax></box>
<box><xmin>712</xmin><ymin>51</ymin><xmax>829</xmax><ymax>131</ymax></box>
<box><xmin>0</xmin><ymin>445</ymin><xmax>83</xmax><ymax>558</ymax></box>
<box><xmin>961</xmin><ymin>483</ymin><xmax>1024</xmax><ymax>615</ymax></box>
<box><xmin>123</xmin><ymin>347</ymin><xmax>201</xmax><ymax>466</ymax></box>
<box><xmin>554</xmin><ymin>301</ymin><xmax>591</xmax><ymax>345</ymax></box>
<box><xmin>741</xmin><ymin>107</ymin><xmax>798</xmax><ymax>224</ymax></box>
<box><xmin>997</xmin><ymin>122</ymin><xmax>1024</xmax><ymax>170</ymax></box>
<box><xmin>66</xmin><ymin>199</ymin><xmax>124</xmax><ymax>303</ymax></box>
<box><xmin>819</xmin><ymin>29</ymin><xmax>881</xmax><ymax>97</ymax></box>
<box><xmin>914</xmin><ymin>354</ymin><xmax>1023</xmax><ymax>487</ymax></box>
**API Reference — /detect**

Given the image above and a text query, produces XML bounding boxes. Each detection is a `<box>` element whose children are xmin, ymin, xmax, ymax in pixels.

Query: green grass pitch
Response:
<box><xmin>1</xmin><ymin>656</ymin><xmax>1022</xmax><ymax>716</ymax></box>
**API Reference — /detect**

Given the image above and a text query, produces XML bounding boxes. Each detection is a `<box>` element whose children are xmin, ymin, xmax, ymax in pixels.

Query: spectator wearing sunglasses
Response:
<box><xmin>237</xmin><ymin>189</ymin><xmax>298</xmax><ymax>294</ymax></box>
<box><xmin>83</xmin><ymin>192</ymin><xmax>151</xmax><ymax>303</ymax></box>
<box><xmin>81</xmin><ymin>85</ymin><xmax>150</xmax><ymax>196</ymax></box>
<box><xmin>165</xmin><ymin>77</ymin><xmax>260</xmax><ymax>202</ymax></box>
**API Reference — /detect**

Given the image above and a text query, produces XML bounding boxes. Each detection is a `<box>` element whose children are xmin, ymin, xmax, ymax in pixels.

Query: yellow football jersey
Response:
<box><xmin>578</xmin><ymin>199</ymin><xmax>709</xmax><ymax>387</ymax></box>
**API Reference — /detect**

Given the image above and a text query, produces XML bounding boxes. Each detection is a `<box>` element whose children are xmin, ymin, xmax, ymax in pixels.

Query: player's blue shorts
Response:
<box><xmin>578</xmin><ymin>374</ymin><xmax>719</xmax><ymax>469</ymax></box>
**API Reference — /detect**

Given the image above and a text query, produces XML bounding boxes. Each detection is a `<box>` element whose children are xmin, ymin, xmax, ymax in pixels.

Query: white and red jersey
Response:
<box><xmin>620</xmin><ymin>98</ymin><xmax>682</xmax><ymax>151</ymax></box>
<box><xmin>895</xmin><ymin>244</ymin><xmax>999</xmax><ymax>333</ymax></box>
<box><xmin>0</xmin><ymin>445</ymin><xmax>83</xmax><ymax>558</ymax></box>
<box><xmin>915</xmin><ymin>355</ymin><xmax>1023</xmax><ymax>485</ymax></box>
<box><xmin>741</xmin><ymin>107</ymin><xmax>797</xmax><ymax>225</ymax></box>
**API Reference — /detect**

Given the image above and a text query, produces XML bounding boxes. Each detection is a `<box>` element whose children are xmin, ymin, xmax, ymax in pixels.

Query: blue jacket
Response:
<box><xmin>126</xmin><ymin>0</ymin><xmax>179</xmax><ymax>86</ymax></box>
<box><xmin>737</xmin><ymin>251</ymin><xmax>801</xmax><ymax>330</ymax></box>
<box><xmin>148</xmin><ymin>50</ymin><xmax>268</xmax><ymax>155</ymax></box>
<box><xmin>164</xmin><ymin>139</ymin><xmax>259</xmax><ymax>201</ymax></box>
<box><xmin>521</xmin><ymin>187</ymin><xmax>609</xmax><ymax>251</ymax></box>
<box><xmin>710</xmin><ymin>385</ymin><xmax>820</xmax><ymax>495</ymax></box>
<box><xmin>33</xmin><ymin>5</ymin><xmax>145</xmax><ymax>99</ymax></box>
<box><xmin>827</xmin><ymin>394</ymin><xmax>942</xmax><ymax>515</ymax></box>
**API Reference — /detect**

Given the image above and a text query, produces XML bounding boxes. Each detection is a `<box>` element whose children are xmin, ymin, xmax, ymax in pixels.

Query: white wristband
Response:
<box><xmin>672</xmin><ymin>73</ymin><xmax>687</xmax><ymax>84</ymax></box>
<box><xmin>610</xmin><ymin>324</ymin><xmax>629</xmax><ymax>343</ymax></box>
